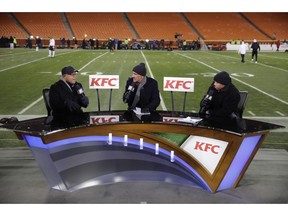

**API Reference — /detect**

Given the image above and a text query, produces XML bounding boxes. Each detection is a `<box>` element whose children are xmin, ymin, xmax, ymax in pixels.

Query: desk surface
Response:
<box><xmin>0</xmin><ymin>110</ymin><xmax>284</xmax><ymax>136</ymax></box>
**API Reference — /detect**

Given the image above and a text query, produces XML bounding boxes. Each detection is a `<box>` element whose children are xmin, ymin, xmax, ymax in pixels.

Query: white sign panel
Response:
<box><xmin>163</xmin><ymin>77</ymin><xmax>194</xmax><ymax>92</ymax></box>
<box><xmin>180</xmin><ymin>135</ymin><xmax>228</xmax><ymax>175</ymax></box>
<box><xmin>89</xmin><ymin>75</ymin><xmax>119</xmax><ymax>89</ymax></box>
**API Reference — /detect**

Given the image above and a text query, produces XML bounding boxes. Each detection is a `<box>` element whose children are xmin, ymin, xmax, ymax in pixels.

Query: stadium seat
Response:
<box><xmin>42</xmin><ymin>88</ymin><xmax>52</xmax><ymax>116</ymax></box>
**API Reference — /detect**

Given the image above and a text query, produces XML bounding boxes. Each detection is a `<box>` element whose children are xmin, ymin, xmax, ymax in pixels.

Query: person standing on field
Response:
<box><xmin>251</xmin><ymin>39</ymin><xmax>260</xmax><ymax>63</ymax></box>
<box><xmin>238</xmin><ymin>40</ymin><xmax>246</xmax><ymax>63</ymax></box>
<box><xmin>48</xmin><ymin>36</ymin><xmax>55</xmax><ymax>57</ymax></box>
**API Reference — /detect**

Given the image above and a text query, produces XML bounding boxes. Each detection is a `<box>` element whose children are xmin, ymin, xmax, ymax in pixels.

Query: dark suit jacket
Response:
<box><xmin>123</xmin><ymin>77</ymin><xmax>161</xmax><ymax>111</ymax></box>
<box><xmin>49</xmin><ymin>80</ymin><xmax>88</xmax><ymax>116</ymax></box>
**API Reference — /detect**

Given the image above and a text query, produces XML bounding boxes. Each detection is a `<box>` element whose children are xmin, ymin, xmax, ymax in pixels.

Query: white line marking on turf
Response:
<box><xmin>78</xmin><ymin>52</ymin><xmax>109</xmax><ymax>71</ymax></box>
<box><xmin>18</xmin><ymin>52</ymin><xmax>110</xmax><ymax>114</ymax></box>
<box><xmin>206</xmin><ymin>51</ymin><xmax>288</xmax><ymax>73</ymax></box>
<box><xmin>248</xmin><ymin>111</ymin><xmax>256</xmax><ymax>116</ymax></box>
<box><xmin>141</xmin><ymin>51</ymin><xmax>167</xmax><ymax>111</ymax></box>
<box><xmin>0</xmin><ymin>51</ymin><xmax>78</xmax><ymax>73</ymax></box>
<box><xmin>174</xmin><ymin>52</ymin><xmax>288</xmax><ymax>106</ymax></box>
<box><xmin>18</xmin><ymin>96</ymin><xmax>43</xmax><ymax>114</ymax></box>
<box><xmin>275</xmin><ymin>111</ymin><xmax>285</xmax><ymax>116</ymax></box>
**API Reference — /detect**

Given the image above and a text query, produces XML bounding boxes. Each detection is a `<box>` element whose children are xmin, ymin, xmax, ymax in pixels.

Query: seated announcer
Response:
<box><xmin>123</xmin><ymin>62</ymin><xmax>160</xmax><ymax>112</ymax></box>
<box><xmin>49</xmin><ymin>66</ymin><xmax>89</xmax><ymax>117</ymax></box>
<box><xmin>199</xmin><ymin>71</ymin><xmax>240</xmax><ymax>123</ymax></box>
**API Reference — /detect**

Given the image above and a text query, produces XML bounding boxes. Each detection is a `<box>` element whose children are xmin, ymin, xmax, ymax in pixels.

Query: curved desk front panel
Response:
<box><xmin>1</xmin><ymin>110</ymin><xmax>284</xmax><ymax>193</ymax></box>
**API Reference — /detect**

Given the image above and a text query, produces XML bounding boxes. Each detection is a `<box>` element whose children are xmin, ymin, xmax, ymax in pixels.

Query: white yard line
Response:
<box><xmin>0</xmin><ymin>50</ymin><xmax>78</xmax><ymax>73</ymax></box>
<box><xmin>206</xmin><ymin>51</ymin><xmax>288</xmax><ymax>73</ymax></box>
<box><xmin>141</xmin><ymin>51</ymin><xmax>168</xmax><ymax>111</ymax></box>
<box><xmin>17</xmin><ymin>51</ymin><xmax>109</xmax><ymax>114</ymax></box>
<box><xmin>174</xmin><ymin>52</ymin><xmax>288</xmax><ymax>105</ymax></box>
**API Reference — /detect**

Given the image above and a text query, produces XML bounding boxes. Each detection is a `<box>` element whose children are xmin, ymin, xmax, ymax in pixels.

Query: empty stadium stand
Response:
<box><xmin>0</xmin><ymin>13</ymin><xmax>27</xmax><ymax>38</ymax></box>
<box><xmin>242</xmin><ymin>13</ymin><xmax>288</xmax><ymax>41</ymax></box>
<box><xmin>66</xmin><ymin>13</ymin><xmax>134</xmax><ymax>40</ymax></box>
<box><xmin>0</xmin><ymin>12</ymin><xmax>287</xmax><ymax>48</ymax></box>
<box><xmin>13</xmin><ymin>13</ymin><xmax>69</xmax><ymax>39</ymax></box>
<box><xmin>184</xmin><ymin>13</ymin><xmax>270</xmax><ymax>41</ymax></box>
<box><xmin>126</xmin><ymin>13</ymin><xmax>199</xmax><ymax>41</ymax></box>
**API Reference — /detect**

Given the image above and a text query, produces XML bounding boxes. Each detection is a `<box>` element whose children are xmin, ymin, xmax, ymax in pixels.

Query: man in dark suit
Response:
<box><xmin>199</xmin><ymin>71</ymin><xmax>240</xmax><ymax>123</ymax></box>
<box><xmin>49</xmin><ymin>66</ymin><xmax>89</xmax><ymax>117</ymax></box>
<box><xmin>123</xmin><ymin>62</ymin><xmax>160</xmax><ymax>112</ymax></box>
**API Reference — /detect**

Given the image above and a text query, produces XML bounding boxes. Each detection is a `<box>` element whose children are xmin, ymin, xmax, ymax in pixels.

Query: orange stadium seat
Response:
<box><xmin>242</xmin><ymin>13</ymin><xmax>288</xmax><ymax>40</ymax></box>
<box><xmin>0</xmin><ymin>13</ymin><xmax>27</xmax><ymax>38</ymax></box>
<box><xmin>127</xmin><ymin>13</ymin><xmax>198</xmax><ymax>41</ymax></box>
<box><xmin>66</xmin><ymin>13</ymin><xmax>134</xmax><ymax>40</ymax></box>
<box><xmin>13</xmin><ymin>13</ymin><xmax>69</xmax><ymax>39</ymax></box>
<box><xmin>184</xmin><ymin>13</ymin><xmax>270</xmax><ymax>41</ymax></box>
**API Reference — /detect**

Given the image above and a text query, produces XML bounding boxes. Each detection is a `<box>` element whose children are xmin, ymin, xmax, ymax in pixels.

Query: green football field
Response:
<box><xmin>0</xmin><ymin>48</ymin><xmax>287</xmax><ymax>148</ymax></box>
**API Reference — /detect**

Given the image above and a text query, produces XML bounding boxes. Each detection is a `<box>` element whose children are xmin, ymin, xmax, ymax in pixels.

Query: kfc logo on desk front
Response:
<box><xmin>89</xmin><ymin>75</ymin><xmax>119</xmax><ymax>89</ymax></box>
<box><xmin>90</xmin><ymin>115</ymin><xmax>120</xmax><ymax>124</ymax></box>
<box><xmin>163</xmin><ymin>77</ymin><xmax>194</xmax><ymax>92</ymax></box>
<box><xmin>180</xmin><ymin>135</ymin><xmax>228</xmax><ymax>174</ymax></box>
<box><xmin>162</xmin><ymin>116</ymin><xmax>183</xmax><ymax>123</ymax></box>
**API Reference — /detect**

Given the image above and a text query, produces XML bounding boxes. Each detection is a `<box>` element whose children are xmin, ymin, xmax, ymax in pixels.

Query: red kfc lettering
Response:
<box><xmin>90</xmin><ymin>78</ymin><xmax>118</xmax><ymax>87</ymax></box>
<box><xmin>194</xmin><ymin>141</ymin><xmax>220</xmax><ymax>154</ymax></box>
<box><xmin>164</xmin><ymin>80</ymin><xmax>176</xmax><ymax>89</ymax></box>
<box><xmin>90</xmin><ymin>78</ymin><xmax>101</xmax><ymax>87</ymax></box>
<box><xmin>163</xmin><ymin>118</ymin><xmax>178</xmax><ymax>123</ymax></box>
<box><xmin>194</xmin><ymin>141</ymin><xmax>205</xmax><ymax>151</ymax></box>
<box><xmin>164</xmin><ymin>80</ymin><xmax>192</xmax><ymax>90</ymax></box>
<box><xmin>108</xmin><ymin>78</ymin><xmax>117</xmax><ymax>86</ymax></box>
<box><xmin>183</xmin><ymin>81</ymin><xmax>192</xmax><ymax>89</ymax></box>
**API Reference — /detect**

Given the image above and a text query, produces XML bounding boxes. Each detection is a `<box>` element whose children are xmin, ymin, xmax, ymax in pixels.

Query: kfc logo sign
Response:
<box><xmin>181</xmin><ymin>136</ymin><xmax>228</xmax><ymax>174</ymax></box>
<box><xmin>162</xmin><ymin>117</ymin><xmax>183</xmax><ymax>123</ymax></box>
<box><xmin>90</xmin><ymin>115</ymin><xmax>120</xmax><ymax>124</ymax></box>
<box><xmin>89</xmin><ymin>75</ymin><xmax>119</xmax><ymax>89</ymax></box>
<box><xmin>163</xmin><ymin>77</ymin><xmax>194</xmax><ymax>92</ymax></box>
<box><xmin>194</xmin><ymin>142</ymin><xmax>220</xmax><ymax>154</ymax></box>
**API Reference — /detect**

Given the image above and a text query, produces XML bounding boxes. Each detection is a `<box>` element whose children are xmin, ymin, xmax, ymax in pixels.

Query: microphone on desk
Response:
<box><xmin>199</xmin><ymin>89</ymin><xmax>214</xmax><ymax>116</ymax></box>
<box><xmin>123</xmin><ymin>82</ymin><xmax>136</xmax><ymax>103</ymax></box>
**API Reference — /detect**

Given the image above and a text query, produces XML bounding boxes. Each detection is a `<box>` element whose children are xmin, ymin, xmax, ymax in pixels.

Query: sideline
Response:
<box><xmin>141</xmin><ymin>51</ymin><xmax>167</xmax><ymax>111</ymax></box>
<box><xmin>174</xmin><ymin>52</ymin><xmax>288</xmax><ymax>106</ymax></box>
<box><xmin>17</xmin><ymin>51</ymin><xmax>109</xmax><ymax>114</ymax></box>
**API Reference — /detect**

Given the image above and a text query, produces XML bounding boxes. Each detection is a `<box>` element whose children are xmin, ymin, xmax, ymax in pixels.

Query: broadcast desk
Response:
<box><xmin>0</xmin><ymin>110</ymin><xmax>284</xmax><ymax>193</ymax></box>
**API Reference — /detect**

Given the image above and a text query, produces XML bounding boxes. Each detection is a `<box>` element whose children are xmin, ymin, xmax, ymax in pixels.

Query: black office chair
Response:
<box><xmin>42</xmin><ymin>88</ymin><xmax>52</xmax><ymax>116</ymax></box>
<box><xmin>230</xmin><ymin>91</ymin><xmax>248</xmax><ymax>131</ymax></box>
<box><xmin>237</xmin><ymin>91</ymin><xmax>249</xmax><ymax>118</ymax></box>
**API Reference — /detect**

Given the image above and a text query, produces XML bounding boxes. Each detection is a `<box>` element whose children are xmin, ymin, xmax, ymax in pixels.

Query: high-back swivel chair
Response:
<box><xmin>42</xmin><ymin>88</ymin><xmax>52</xmax><ymax>116</ymax></box>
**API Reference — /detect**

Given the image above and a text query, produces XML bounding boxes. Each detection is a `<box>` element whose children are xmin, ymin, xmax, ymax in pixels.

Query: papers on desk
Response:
<box><xmin>133</xmin><ymin>107</ymin><xmax>150</xmax><ymax>119</ymax></box>
<box><xmin>178</xmin><ymin>116</ymin><xmax>203</xmax><ymax>125</ymax></box>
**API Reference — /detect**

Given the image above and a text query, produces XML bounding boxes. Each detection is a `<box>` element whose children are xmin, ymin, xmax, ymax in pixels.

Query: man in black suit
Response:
<box><xmin>123</xmin><ymin>63</ymin><xmax>160</xmax><ymax>112</ymax></box>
